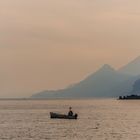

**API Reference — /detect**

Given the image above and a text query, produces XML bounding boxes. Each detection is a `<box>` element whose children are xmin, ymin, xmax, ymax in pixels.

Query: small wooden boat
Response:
<box><xmin>50</xmin><ymin>112</ymin><xmax>78</xmax><ymax>119</ymax></box>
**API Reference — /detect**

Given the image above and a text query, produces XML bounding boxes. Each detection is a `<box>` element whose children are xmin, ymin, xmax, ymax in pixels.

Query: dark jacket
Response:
<box><xmin>68</xmin><ymin>111</ymin><xmax>73</xmax><ymax>116</ymax></box>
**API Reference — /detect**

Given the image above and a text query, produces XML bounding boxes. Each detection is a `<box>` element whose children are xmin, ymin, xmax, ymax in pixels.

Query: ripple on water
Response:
<box><xmin>0</xmin><ymin>99</ymin><xmax>140</xmax><ymax>140</ymax></box>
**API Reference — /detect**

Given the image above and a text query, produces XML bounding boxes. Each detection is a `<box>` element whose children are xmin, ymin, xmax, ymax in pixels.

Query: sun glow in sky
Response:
<box><xmin>0</xmin><ymin>0</ymin><xmax>140</xmax><ymax>97</ymax></box>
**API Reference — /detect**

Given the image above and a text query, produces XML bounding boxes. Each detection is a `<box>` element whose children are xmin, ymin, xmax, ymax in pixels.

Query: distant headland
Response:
<box><xmin>119</xmin><ymin>78</ymin><xmax>140</xmax><ymax>100</ymax></box>
<box><xmin>119</xmin><ymin>95</ymin><xmax>140</xmax><ymax>100</ymax></box>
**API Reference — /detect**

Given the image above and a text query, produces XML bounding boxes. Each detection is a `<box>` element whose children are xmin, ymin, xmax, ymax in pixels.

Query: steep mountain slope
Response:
<box><xmin>119</xmin><ymin>56</ymin><xmax>140</xmax><ymax>76</ymax></box>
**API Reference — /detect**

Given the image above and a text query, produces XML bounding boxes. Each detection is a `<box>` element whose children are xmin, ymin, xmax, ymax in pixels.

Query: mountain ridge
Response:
<box><xmin>31</xmin><ymin>56</ymin><xmax>140</xmax><ymax>98</ymax></box>
<box><xmin>31</xmin><ymin>64</ymin><xmax>132</xmax><ymax>98</ymax></box>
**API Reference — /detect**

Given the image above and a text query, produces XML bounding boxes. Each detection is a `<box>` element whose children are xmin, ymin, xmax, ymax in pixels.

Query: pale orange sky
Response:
<box><xmin>0</xmin><ymin>0</ymin><xmax>140</xmax><ymax>97</ymax></box>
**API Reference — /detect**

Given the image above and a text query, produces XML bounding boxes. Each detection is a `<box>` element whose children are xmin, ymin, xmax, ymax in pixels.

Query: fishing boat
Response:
<box><xmin>50</xmin><ymin>112</ymin><xmax>78</xmax><ymax>119</ymax></box>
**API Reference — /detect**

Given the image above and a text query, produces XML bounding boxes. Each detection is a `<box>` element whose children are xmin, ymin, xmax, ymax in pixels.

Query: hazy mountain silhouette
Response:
<box><xmin>130</xmin><ymin>79</ymin><xmax>140</xmax><ymax>94</ymax></box>
<box><xmin>31</xmin><ymin>64</ymin><xmax>134</xmax><ymax>98</ymax></box>
<box><xmin>118</xmin><ymin>56</ymin><xmax>140</xmax><ymax>76</ymax></box>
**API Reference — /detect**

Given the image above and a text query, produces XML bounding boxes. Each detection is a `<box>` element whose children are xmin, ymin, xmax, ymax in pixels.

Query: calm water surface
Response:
<box><xmin>0</xmin><ymin>99</ymin><xmax>140</xmax><ymax>140</ymax></box>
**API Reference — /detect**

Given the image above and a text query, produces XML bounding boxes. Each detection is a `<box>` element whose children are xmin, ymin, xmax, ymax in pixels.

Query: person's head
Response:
<box><xmin>69</xmin><ymin>107</ymin><xmax>72</xmax><ymax>110</ymax></box>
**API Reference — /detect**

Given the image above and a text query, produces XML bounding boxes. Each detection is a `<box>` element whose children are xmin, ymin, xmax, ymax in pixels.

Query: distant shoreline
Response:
<box><xmin>0</xmin><ymin>97</ymin><xmax>115</xmax><ymax>101</ymax></box>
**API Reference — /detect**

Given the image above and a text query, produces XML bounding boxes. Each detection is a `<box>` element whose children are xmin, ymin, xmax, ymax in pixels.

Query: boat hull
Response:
<box><xmin>50</xmin><ymin>112</ymin><xmax>78</xmax><ymax>119</ymax></box>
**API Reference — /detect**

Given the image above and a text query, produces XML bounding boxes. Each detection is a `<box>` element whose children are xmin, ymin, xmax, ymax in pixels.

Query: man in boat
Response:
<box><xmin>68</xmin><ymin>107</ymin><xmax>73</xmax><ymax>116</ymax></box>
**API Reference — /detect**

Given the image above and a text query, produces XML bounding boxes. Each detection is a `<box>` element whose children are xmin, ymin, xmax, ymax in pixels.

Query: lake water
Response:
<box><xmin>0</xmin><ymin>99</ymin><xmax>140</xmax><ymax>140</ymax></box>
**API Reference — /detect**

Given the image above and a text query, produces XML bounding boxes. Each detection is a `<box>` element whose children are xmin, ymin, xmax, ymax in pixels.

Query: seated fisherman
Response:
<box><xmin>68</xmin><ymin>107</ymin><xmax>73</xmax><ymax>116</ymax></box>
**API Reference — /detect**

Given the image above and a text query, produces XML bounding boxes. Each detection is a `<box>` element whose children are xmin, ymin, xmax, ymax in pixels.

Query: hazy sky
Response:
<box><xmin>0</xmin><ymin>0</ymin><xmax>140</xmax><ymax>97</ymax></box>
